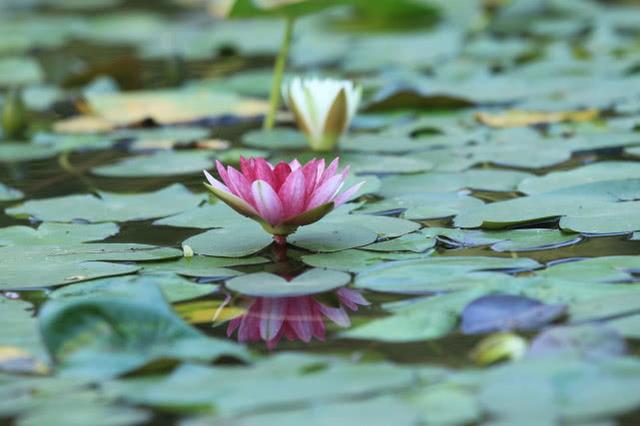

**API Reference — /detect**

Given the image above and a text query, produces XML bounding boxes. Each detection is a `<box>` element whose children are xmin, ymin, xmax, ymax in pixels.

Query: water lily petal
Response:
<box><xmin>259</xmin><ymin>298</ymin><xmax>285</xmax><ymax>341</ymax></box>
<box><xmin>307</xmin><ymin>174</ymin><xmax>344</xmax><ymax>210</ymax></box>
<box><xmin>252</xmin><ymin>180</ymin><xmax>285</xmax><ymax>225</ymax></box>
<box><xmin>333</xmin><ymin>180</ymin><xmax>365</xmax><ymax>207</ymax></box>
<box><xmin>278</xmin><ymin>168</ymin><xmax>306</xmax><ymax>218</ymax></box>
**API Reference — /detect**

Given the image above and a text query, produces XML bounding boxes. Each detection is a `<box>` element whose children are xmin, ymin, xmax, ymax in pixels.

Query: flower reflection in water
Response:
<box><xmin>227</xmin><ymin>288</ymin><xmax>369</xmax><ymax>349</ymax></box>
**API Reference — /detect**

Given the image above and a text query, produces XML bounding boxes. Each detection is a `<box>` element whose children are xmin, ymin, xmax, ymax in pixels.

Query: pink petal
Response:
<box><xmin>204</xmin><ymin>169</ymin><xmax>229</xmax><ymax>192</ymax></box>
<box><xmin>273</xmin><ymin>162</ymin><xmax>292</xmax><ymax>191</ymax></box>
<box><xmin>319</xmin><ymin>305</ymin><xmax>351</xmax><ymax>327</ymax></box>
<box><xmin>204</xmin><ymin>170</ymin><xmax>259</xmax><ymax>216</ymax></box>
<box><xmin>333</xmin><ymin>181</ymin><xmax>365</xmax><ymax>207</ymax></box>
<box><xmin>215</xmin><ymin>160</ymin><xmax>232</xmax><ymax>188</ymax></box>
<box><xmin>287</xmin><ymin>297</ymin><xmax>313</xmax><ymax>342</ymax></box>
<box><xmin>318</xmin><ymin>157</ymin><xmax>340</xmax><ymax>186</ymax></box>
<box><xmin>289</xmin><ymin>159</ymin><xmax>301</xmax><ymax>170</ymax></box>
<box><xmin>278</xmin><ymin>168</ymin><xmax>306</xmax><ymax>219</ymax></box>
<box><xmin>306</xmin><ymin>174</ymin><xmax>344</xmax><ymax>210</ymax></box>
<box><xmin>239</xmin><ymin>157</ymin><xmax>257</xmax><ymax>182</ymax></box>
<box><xmin>252</xmin><ymin>180</ymin><xmax>285</xmax><ymax>225</ymax></box>
<box><xmin>227</xmin><ymin>167</ymin><xmax>255</xmax><ymax>206</ymax></box>
<box><xmin>255</xmin><ymin>158</ymin><xmax>277</xmax><ymax>188</ymax></box>
<box><xmin>259</xmin><ymin>298</ymin><xmax>285</xmax><ymax>341</ymax></box>
<box><xmin>337</xmin><ymin>288</ymin><xmax>370</xmax><ymax>310</ymax></box>
<box><xmin>301</xmin><ymin>159</ymin><xmax>321</xmax><ymax>197</ymax></box>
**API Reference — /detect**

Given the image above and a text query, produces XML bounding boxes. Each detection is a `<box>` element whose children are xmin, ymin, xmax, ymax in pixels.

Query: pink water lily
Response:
<box><xmin>227</xmin><ymin>288</ymin><xmax>370</xmax><ymax>349</ymax></box>
<box><xmin>203</xmin><ymin>157</ymin><xmax>364</xmax><ymax>239</ymax></box>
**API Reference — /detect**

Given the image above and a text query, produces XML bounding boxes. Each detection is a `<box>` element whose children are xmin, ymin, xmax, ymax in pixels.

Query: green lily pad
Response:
<box><xmin>301</xmin><ymin>249</ymin><xmax>434</xmax><ymax>272</ymax></box>
<box><xmin>518</xmin><ymin>161</ymin><xmax>640</xmax><ymax>194</ymax></box>
<box><xmin>49</xmin><ymin>273</ymin><xmax>218</xmax><ymax>303</ymax></box>
<box><xmin>0</xmin><ymin>222</ymin><xmax>119</xmax><ymax>246</ymax></box>
<box><xmin>183</xmin><ymin>223</ymin><xmax>273</xmax><ymax>257</ymax></box>
<box><xmin>6</xmin><ymin>184</ymin><xmax>206</xmax><ymax>223</ymax></box>
<box><xmin>358</xmin><ymin>192</ymin><xmax>484</xmax><ymax>220</ymax></box>
<box><xmin>355</xmin><ymin>256</ymin><xmax>540</xmax><ymax>294</ymax></box>
<box><xmin>343</xmin><ymin>289</ymin><xmax>486</xmax><ymax>342</ymax></box>
<box><xmin>39</xmin><ymin>283</ymin><xmax>248</xmax><ymax>379</ymax></box>
<box><xmin>0</xmin><ymin>298</ymin><xmax>47</xmax><ymax>362</ymax></box>
<box><xmin>362</xmin><ymin>230</ymin><xmax>436</xmax><ymax>253</ymax></box>
<box><xmin>226</xmin><ymin>268</ymin><xmax>351</xmax><ymax>297</ymax></box>
<box><xmin>0</xmin><ymin>143</ymin><xmax>58</xmax><ymax>162</ymax></box>
<box><xmin>154</xmin><ymin>202</ymin><xmax>256</xmax><ymax>229</ymax></box>
<box><xmin>0</xmin><ymin>243</ymin><xmax>180</xmax><ymax>289</ymax></box>
<box><xmin>0</xmin><ymin>56</ymin><xmax>43</xmax><ymax>86</ymax></box>
<box><xmin>140</xmin><ymin>255</ymin><xmax>267</xmax><ymax>276</ymax></box>
<box><xmin>432</xmin><ymin>228</ymin><xmax>581</xmax><ymax>252</ymax></box>
<box><xmin>377</xmin><ymin>169</ymin><xmax>532</xmax><ymax>198</ymax></box>
<box><xmin>289</xmin><ymin>222</ymin><xmax>378</xmax><ymax>252</ymax></box>
<box><xmin>92</xmin><ymin>151</ymin><xmax>215</xmax><ymax>177</ymax></box>
<box><xmin>242</xmin><ymin>128</ymin><xmax>308</xmax><ymax>150</ymax></box>
<box><xmin>0</xmin><ymin>182</ymin><xmax>23</xmax><ymax>201</ymax></box>
<box><xmin>454</xmin><ymin>178</ymin><xmax>640</xmax><ymax>233</ymax></box>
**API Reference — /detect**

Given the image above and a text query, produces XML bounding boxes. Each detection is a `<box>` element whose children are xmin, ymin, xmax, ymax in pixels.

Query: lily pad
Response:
<box><xmin>355</xmin><ymin>257</ymin><xmax>540</xmax><ymax>294</ymax></box>
<box><xmin>49</xmin><ymin>273</ymin><xmax>218</xmax><ymax>303</ymax></box>
<box><xmin>242</xmin><ymin>128</ymin><xmax>308</xmax><ymax>150</ymax></box>
<box><xmin>289</xmin><ymin>222</ymin><xmax>378</xmax><ymax>252</ymax></box>
<box><xmin>0</xmin><ymin>222</ymin><xmax>119</xmax><ymax>246</ymax></box>
<box><xmin>460</xmin><ymin>295</ymin><xmax>567</xmax><ymax>334</ymax></box>
<box><xmin>183</xmin><ymin>223</ymin><xmax>273</xmax><ymax>257</ymax></box>
<box><xmin>6</xmin><ymin>184</ymin><xmax>206</xmax><ymax>223</ymax></box>
<box><xmin>39</xmin><ymin>283</ymin><xmax>248</xmax><ymax>379</ymax></box>
<box><xmin>92</xmin><ymin>151</ymin><xmax>215</xmax><ymax>177</ymax></box>
<box><xmin>0</xmin><ymin>182</ymin><xmax>23</xmax><ymax>201</ymax></box>
<box><xmin>154</xmin><ymin>202</ymin><xmax>256</xmax><ymax>229</ymax></box>
<box><xmin>518</xmin><ymin>161</ymin><xmax>640</xmax><ymax>194</ymax></box>
<box><xmin>377</xmin><ymin>169</ymin><xmax>532</xmax><ymax>198</ymax></box>
<box><xmin>0</xmin><ymin>143</ymin><xmax>58</xmax><ymax>162</ymax></box>
<box><xmin>358</xmin><ymin>192</ymin><xmax>484</xmax><ymax>220</ymax></box>
<box><xmin>226</xmin><ymin>268</ymin><xmax>351</xmax><ymax>297</ymax></box>
<box><xmin>0</xmin><ymin>243</ymin><xmax>180</xmax><ymax>289</ymax></box>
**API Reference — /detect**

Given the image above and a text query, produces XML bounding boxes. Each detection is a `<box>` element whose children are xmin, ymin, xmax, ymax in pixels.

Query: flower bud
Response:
<box><xmin>2</xmin><ymin>88</ymin><xmax>28</xmax><ymax>139</ymax></box>
<box><xmin>283</xmin><ymin>77</ymin><xmax>361</xmax><ymax>151</ymax></box>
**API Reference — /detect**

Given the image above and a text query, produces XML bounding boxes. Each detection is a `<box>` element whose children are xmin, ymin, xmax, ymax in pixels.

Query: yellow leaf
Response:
<box><xmin>53</xmin><ymin>115</ymin><xmax>115</xmax><ymax>134</ymax></box>
<box><xmin>175</xmin><ymin>300</ymin><xmax>245</xmax><ymax>324</ymax></box>
<box><xmin>0</xmin><ymin>346</ymin><xmax>48</xmax><ymax>374</ymax></box>
<box><xmin>475</xmin><ymin>109</ymin><xmax>599</xmax><ymax>128</ymax></box>
<box><xmin>86</xmin><ymin>89</ymin><xmax>270</xmax><ymax>126</ymax></box>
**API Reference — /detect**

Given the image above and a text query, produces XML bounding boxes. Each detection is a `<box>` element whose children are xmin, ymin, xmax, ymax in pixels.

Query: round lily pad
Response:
<box><xmin>289</xmin><ymin>222</ymin><xmax>378</xmax><ymax>252</ymax></box>
<box><xmin>226</xmin><ymin>268</ymin><xmax>351</xmax><ymax>297</ymax></box>
<box><xmin>92</xmin><ymin>151</ymin><xmax>215</xmax><ymax>177</ymax></box>
<box><xmin>183</xmin><ymin>223</ymin><xmax>273</xmax><ymax>258</ymax></box>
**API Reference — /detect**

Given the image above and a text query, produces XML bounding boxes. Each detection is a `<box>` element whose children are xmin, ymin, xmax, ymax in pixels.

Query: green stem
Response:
<box><xmin>263</xmin><ymin>16</ymin><xmax>295</xmax><ymax>130</ymax></box>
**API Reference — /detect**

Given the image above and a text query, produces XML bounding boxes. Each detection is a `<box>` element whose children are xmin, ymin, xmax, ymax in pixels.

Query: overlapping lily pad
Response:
<box><xmin>40</xmin><ymin>284</ymin><xmax>248</xmax><ymax>379</ymax></box>
<box><xmin>226</xmin><ymin>268</ymin><xmax>351</xmax><ymax>297</ymax></box>
<box><xmin>7</xmin><ymin>184</ymin><xmax>206</xmax><ymax>223</ymax></box>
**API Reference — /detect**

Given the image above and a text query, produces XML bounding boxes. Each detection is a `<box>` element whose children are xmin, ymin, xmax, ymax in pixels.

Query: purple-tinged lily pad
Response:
<box><xmin>461</xmin><ymin>294</ymin><xmax>567</xmax><ymax>334</ymax></box>
<box><xmin>527</xmin><ymin>324</ymin><xmax>627</xmax><ymax>360</ymax></box>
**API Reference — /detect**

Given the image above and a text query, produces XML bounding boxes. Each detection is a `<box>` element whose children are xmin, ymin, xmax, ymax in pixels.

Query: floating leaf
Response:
<box><xmin>289</xmin><ymin>222</ymin><xmax>378</xmax><ymax>252</ymax></box>
<box><xmin>461</xmin><ymin>295</ymin><xmax>566</xmax><ymax>334</ymax></box>
<box><xmin>528</xmin><ymin>324</ymin><xmax>627</xmax><ymax>360</ymax></box>
<box><xmin>355</xmin><ymin>257</ymin><xmax>540</xmax><ymax>294</ymax></box>
<box><xmin>7</xmin><ymin>184</ymin><xmax>206</xmax><ymax>223</ymax></box>
<box><xmin>184</xmin><ymin>223</ymin><xmax>273</xmax><ymax>257</ymax></box>
<box><xmin>92</xmin><ymin>151</ymin><xmax>215</xmax><ymax>177</ymax></box>
<box><xmin>40</xmin><ymin>284</ymin><xmax>248</xmax><ymax>379</ymax></box>
<box><xmin>0</xmin><ymin>222</ymin><xmax>118</xmax><ymax>246</ymax></box>
<box><xmin>475</xmin><ymin>109</ymin><xmax>598</xmax><ymax>128</ymax></box>
<box><xmin>86</xmin><ymin>89</ymin><xmax>269</xmax><ymax>125</ymax></box>
<box><xmin>226</xmin><ymin>268</ymin><xmax>350</xmax><ymax>297</ymax></box>
<box><xmin>0</xmin><ymin>182</ymin><xmax>23</xmax><ymax>201</ymax></box>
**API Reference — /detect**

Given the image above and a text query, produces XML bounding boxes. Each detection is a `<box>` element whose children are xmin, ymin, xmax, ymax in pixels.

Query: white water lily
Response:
<box><xmin>282</xmin><ymin>77</ymin><xmax>362</xmax><ymax>151</ymax></box>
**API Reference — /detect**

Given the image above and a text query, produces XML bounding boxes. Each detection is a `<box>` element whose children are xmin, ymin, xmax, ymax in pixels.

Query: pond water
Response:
<box><xmin>2</xmin><ymin>0</ymin><xmax>640</xmax><ymax>425</ymax></box>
